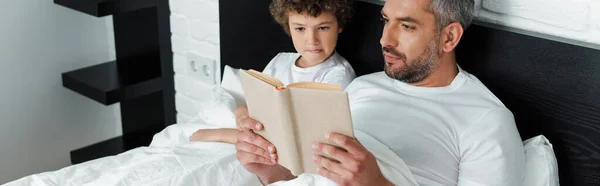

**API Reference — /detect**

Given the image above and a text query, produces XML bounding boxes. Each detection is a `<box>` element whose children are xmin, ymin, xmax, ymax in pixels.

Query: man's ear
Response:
<box><xmin>338</xmin><ymin>27</ymin><xmax>343</xmax><ymax>33</ymax></box>
<box><xmin>440</xmin><ymin>22</ymin><xmax>464</xmax><ymax>52</ymax></box>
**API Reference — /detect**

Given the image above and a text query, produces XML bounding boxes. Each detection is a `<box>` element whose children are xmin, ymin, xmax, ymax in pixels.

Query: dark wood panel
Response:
<box><xmin>157</xmin><ymin>0</ymin><xmax>176</xmax><ymax>126</ymax></box>
<box><xmin>457</xmin><ymin>24</ymin><xmax>600</xmax><ymax>186</ymax></box>
<box><xmin>219</xmin><ymin>0</ymin><xmax>296</xmax><ymax>75</ymax></box>
<box><xmin>54</xmin><ymin>0</ymin><xmax>157</xmax><ymax>17</ymax></box>
<box><xmin>335</xmin><ymin>1</ymin><xmax>384</xmax><ymax>76</ymax></box>
<box><xmin>219</xmin><ymin>0</ymin><xmax>385</xmax><ymax>76</ymax></box>
<box><xmin>61</xmin><ymin>59</ymin><xmax>162</xmax><ymax>105</ymax></box>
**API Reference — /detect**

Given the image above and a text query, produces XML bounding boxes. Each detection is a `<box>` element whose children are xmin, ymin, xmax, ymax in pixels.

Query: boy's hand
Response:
<box><xmin>234</xmin><ymin>106</ymin><xmax>249</xmax><ymax>130</ymax></box>
<box><xmin>312</xmin><ymin>133</ymin><xmax>393</xmax><ymax>186</ymax></box>
<box><xmin>189</xmin><ymin>128</ymin><xmax>238</xmax><ymax>144</ymax></box>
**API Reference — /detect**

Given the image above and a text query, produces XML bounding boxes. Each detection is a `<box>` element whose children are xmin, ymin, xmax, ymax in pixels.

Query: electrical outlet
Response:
<box><xmin>187</xmin><ymin>52</ymin><xmax>216</xmax><ymax>84</ymax></box>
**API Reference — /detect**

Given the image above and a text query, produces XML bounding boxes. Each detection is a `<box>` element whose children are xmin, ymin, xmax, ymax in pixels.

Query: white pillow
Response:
<box><xmin>184</xmin><ymin>81</ymin><xmax>237</xmax><ymax>128</ymax></box>
<box><xmin>220</xmin><ymin>65</ymin><xmax>246</xmax><ymax>107</ymax></box>
<box><xmin>523</xmin><ymin>135</ymin><xmax>559</xmax><ymax>186</ymax></box>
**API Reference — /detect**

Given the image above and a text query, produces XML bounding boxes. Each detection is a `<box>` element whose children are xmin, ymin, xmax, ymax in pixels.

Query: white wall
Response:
<box><xmin>0</xmin><ymin>0</ymin><xmax>120</xmax><ymax>184</ymax></box>
<box><xmin>169</xmin><ymin>0</ymin><xmax>221</xmax><ymax>122</ymax></box>
<box><xmin>168</xmin><ymin>0</ymin><xmax>600</xmax><ymax>122</ymax></box>
<box><xmin>475</xmin><ymin>0</ymin><xmax>600</xmax><ymax>49</ymax></box>
<box><xmin>364</xmin><ymin>0</ymin><xmax>600</xmax><ymax>48</ymax></box>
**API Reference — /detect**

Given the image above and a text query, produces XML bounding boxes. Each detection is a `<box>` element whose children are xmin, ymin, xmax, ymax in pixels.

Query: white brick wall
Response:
<box><xmin>482</xmin><ymin>0</ymin><xmax>589</xmax><ymax>31</ymax></box>
<box><xmin>168</xmin><ymin>0</ymin><xmax>600</xmax><ymax>123</ymax></box>
<box><xmin>590</xmin><ymin>1</ymin><xmax>600</xmax><ymax>44</ymax></box>
<box><xmin>169</xmin><ymin>0</ymin><xmax>221</xmax><ymax>123</ymax></box>
<box><xmin>475</xmin><ymin>0</ymin><xmax>600</xmax><ymax>46</ymax></box>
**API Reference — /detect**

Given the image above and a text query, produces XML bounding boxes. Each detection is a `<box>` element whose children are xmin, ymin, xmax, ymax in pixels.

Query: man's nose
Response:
<box><xmin>380</xmin><ymin>25</ymin><xmax>398</xmax><ymax>47</ymax></box>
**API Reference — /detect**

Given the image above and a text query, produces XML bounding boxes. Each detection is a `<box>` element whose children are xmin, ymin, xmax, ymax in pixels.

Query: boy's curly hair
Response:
<box><xmin>269</xmin><ymin>0</ymin><xmax>355</xmax><ymax>35</ymax></box>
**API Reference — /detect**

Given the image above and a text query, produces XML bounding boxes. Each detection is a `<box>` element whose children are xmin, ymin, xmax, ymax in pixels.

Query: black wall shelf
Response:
<box><xmin>54</xmin><ymin>0</ymin><xmax>157</xmax><ymax>17</ymax></box>
<box><xmin>56</xmin><ymin>0</ymin><xmax>175</xmax><ymax>164</ymax></box>
<box><xmin>62</xmin><ymin>58</ymin><xmax>162</xmax><ymax>105</ymax></box>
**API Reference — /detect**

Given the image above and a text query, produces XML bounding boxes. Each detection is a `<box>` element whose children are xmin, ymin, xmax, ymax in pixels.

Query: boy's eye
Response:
<box><xmin>295</xmin><ymin>27</ymin><xmax>305</xmax><ymax>31</ymax></box>
<box><xmin>318</xmin><ymin>26</ymin><xmax>330</xmax><ymax>31</ymax></box>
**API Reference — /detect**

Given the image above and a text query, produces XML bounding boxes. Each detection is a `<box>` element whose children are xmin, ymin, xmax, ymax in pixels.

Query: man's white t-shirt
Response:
<box><xmin>346</xmin><ymin>69</ymin><xmax>525</xmax><ymax>186</ymax></box>
<box><xmin>262</xmin><ymin>52</ymin><xmax>356</xmax><ymax>89</ymax></box>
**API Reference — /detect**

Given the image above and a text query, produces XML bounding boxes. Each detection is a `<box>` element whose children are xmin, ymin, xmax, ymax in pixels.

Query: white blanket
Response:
<box><xmin>5</xmin><ymin>84</ymin><xmax>418</xmax><ymax>186</ymax></box>
<box><xmin>5</xmin><ymin>124</ymin><xmax>417</xmax><ymax>186</ymax></box>
<box><xmin>4</xmin><ymin>123</ymin><xmax>260</xmax><ymax>186</ymax></box>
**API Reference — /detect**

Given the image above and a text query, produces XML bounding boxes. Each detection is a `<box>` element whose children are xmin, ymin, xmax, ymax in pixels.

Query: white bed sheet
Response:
<box><xmin>4</xmin><ymin>83</ymin><xmax>262</xmax><ymax>186</ymax></box>
<box><xmin>5</xmin><ymin>123</ymin><xmax>419</xmax><ymax>186</ymax></box>
<box><xmin>5</xmin><ymin>123</ymin><xmax>260</xmax><ymax>186</ymax></box>
<box><xmin>3</xmin><ymin>79</ymin><xmax>424</xmax><ymax>186</ymax></box>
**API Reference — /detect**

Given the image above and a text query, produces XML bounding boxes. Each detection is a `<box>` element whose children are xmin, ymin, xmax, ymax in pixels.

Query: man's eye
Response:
<box><xmin>318</xmin><ymin>26</ymin><xmax>330</xmax><ymax>31</ymax></box>
<box><xmin>402</xmin><ymin>24</ymin><xmax>415</xmax><ymax>30</ymax></box>
<box><xmin>295</xmin><ymin>27</ymin><xmax>305</xmax><ymax>31</ymax></box>
<box><xmin>380</xmin><ymin>17</ymin><xmax>389</xmax><ymax>24</ymax></box>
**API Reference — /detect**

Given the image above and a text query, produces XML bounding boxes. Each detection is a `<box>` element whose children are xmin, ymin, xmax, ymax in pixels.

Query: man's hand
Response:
<box><xmin>234</xmin><ymin>106</ymin><xmax>296</xmax><ymax>184</ymax></box>
<box><xmin>313</xmin><ymin>133</ymin><xmax>394</xmax><ymax>186</ymax></box>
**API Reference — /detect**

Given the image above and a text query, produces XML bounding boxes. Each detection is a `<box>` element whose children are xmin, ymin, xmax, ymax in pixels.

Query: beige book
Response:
<box><xmin>239</xmin><ymin>69</ymin><xmax>354</xmax><ymax>176</ymax></box>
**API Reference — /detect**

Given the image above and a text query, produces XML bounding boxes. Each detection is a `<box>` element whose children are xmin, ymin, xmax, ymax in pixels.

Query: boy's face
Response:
<box><xmin>288</xmin><ymin>11</ymin><xmax>341</xmax><ymax>64</ymax></box>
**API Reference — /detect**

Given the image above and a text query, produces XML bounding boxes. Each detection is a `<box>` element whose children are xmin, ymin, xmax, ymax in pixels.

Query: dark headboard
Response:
<box><xmin>220</xmin><ymin>1</ymin><xmax>600</xmax><ymax>185</ymax></box>
<box><xmin>456</xmin><ymin>24</ymin><xmax>600</xmax><ymax>185</ymax></box>
<box><xmin>219</xmin><ymin>0</ymin><xmax>384</xmax><ymax>76</ymax></box>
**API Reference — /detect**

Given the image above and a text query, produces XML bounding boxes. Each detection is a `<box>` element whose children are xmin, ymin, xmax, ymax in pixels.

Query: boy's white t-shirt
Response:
<box><xmin>220</xmin><ymin>52</ymin><xmax>356</xmax><ymax>107</ymax></box>
<box><xmin>346</xmin><ymin>69</ymin><xmax>525</xmax><ymax>186</ymax></box>
<box><xmin>262</xmin><ymin>51</ymin><xmax>356</xmax><ymax>89</ymax></box>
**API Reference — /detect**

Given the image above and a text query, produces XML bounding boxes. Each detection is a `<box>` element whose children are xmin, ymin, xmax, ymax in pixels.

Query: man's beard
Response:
<box><xmin>383</xmin><ymin>36</ymin><xmax>441</xmax><ymax>84</ymax></box>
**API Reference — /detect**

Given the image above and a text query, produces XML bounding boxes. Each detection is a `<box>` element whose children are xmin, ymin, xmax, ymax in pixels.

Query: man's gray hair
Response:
<box><xmin>429</xmin><ymin>0</ymin><xmax>475</xmax><ymax>30</ymax></box>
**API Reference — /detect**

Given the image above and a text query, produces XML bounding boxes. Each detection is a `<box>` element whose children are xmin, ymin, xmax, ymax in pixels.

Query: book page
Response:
<box><xmin>247</xmin><ymin>69</ymin><xmax>284</xmax><ymax>88</ymax></box>
<box><xmin>287</xmin><ymin>88</ymin><xmax>354</xmax><ymax>174</ymax></box>
<box><xmin>287</xmin><ymin>82</ymin><xmax>341</xmax><ymax>91</ymax></box>
<box><xmin>239</xmin><ymin>70</ymin><xmax>301</xmax><ymax>174</ymax></box>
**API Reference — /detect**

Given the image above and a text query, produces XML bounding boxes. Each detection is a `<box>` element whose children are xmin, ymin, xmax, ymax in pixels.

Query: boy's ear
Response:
<box><xmin>338</xmin><ymin>27</ymin><xmax>343</xmax><ymax>33</ymax></box>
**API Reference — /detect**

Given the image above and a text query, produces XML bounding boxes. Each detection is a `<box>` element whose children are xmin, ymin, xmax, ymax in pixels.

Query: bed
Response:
<box><xmin>220</xmin><ymin>1</ymin><xmax>600</xmax><ymax>186</ymax></box>
<box><xmin>6</xmin><ymin>0</ymin><xmax>600</xmax><ymax>185</ymax></box>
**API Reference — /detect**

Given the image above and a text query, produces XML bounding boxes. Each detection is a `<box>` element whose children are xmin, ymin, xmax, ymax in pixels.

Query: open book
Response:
<box><xmin>239</xmin><ymin>69</ymin><xmax>354</xmax><ymax>176</ymax></box>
